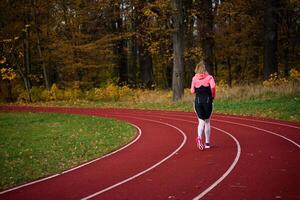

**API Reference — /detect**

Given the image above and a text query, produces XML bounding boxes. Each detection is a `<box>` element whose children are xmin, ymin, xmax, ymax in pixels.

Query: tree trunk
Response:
<box><xmin>183</xmin><ymin>0</ymin><xmax>195</xmax><ymax>87</ymax></box>
<box><xmin>117</xmin><ymin>39</ymin><xmax>128</xmax><ymax>85</ymax></box>
<box><xmin>23</xmin><ymin>1</ymin><xmax>32</xmax><ymax>102</ymax></box>
<box><xmin>227</xmin><ymin>56</ymin><xmax>232</xmax><ymax>87</ymax></box>
<box><xmin>283</xmin><ymin>39</ymin><xmax>289</xmax><ymax>77</ymax></box>
<box><xmin>33</xmin><ymin>0</ymin><xmax>50</xmax><ymax>90</ymax></box>
<box><xmin>198</xmin><ymin>0</ymin><xmax>214</xmax><ymax>75</ymax></box>
<box><xmin>263</xmin><ymin>0</ymin><xmax>278</xmax><ymax>80</ymax></box>
<box><xmin>23</xmin><ymin>34</ymin><xmax>32</xmax><ymax>102</ymax></box>
<box><xmin>139</xmin><ymin>43</ymin><xmax>153</xmax><ymax>88</ymax></box>
<box><xmin>112</xmin><ymin>2</ymin><xmax>128</xmax><ymax>85</ymax></box>
<box><xmin>172</xmin><ymin>0</ymin><xmax>184</xmax><ymax>101</ymax></box>
<box><xmin>131</xmin><ymin>38</ymin><xmax>138</xmax><ymax>85</ymax></box>
<box><xmin>214</xmin><ymin>56</ymin><xmax>218</xmax><ymax>77</ymax></box>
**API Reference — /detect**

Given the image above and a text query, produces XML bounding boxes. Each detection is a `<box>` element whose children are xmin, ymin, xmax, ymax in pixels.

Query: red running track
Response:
<box><xmin>0</xmin><ymin>106</ymin><xmax>299</xmax><ymax>200</ymax></box>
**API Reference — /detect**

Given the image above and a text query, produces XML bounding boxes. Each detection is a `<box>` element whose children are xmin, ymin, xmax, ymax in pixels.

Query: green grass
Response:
<box><xmin>16</xmin><ymin>93</ymin><xmax>299</xmax><ymax>121</ymax></box>
<box><xmin>214</xmin><ymin>95</ymin><xmax>300</xmax><ymax>121</ymax></box>
<box><xmin>0</xmin><ymin>84</ymin><xmax>298</xmax><ymax>191</ymax></box>
<box><xmin>0</xmin><ymin>112</ymin><xmax>135</xmax><ymax>190</ymax></box>
<box><xmin>2</xmin><ymin>83</ymin><xmax>299</xmax><ymax>121</ymax></box>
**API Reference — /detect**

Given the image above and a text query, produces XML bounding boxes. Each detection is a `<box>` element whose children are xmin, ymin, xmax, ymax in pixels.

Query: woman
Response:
<box><xmin>190</xmin><ymin>61</ymin><xmax>216</xmax><ymax>150</ymax></box>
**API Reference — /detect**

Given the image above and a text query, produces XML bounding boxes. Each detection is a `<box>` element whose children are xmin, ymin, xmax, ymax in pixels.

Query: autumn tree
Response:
<box><xmin>1</xmin><ymin>0</ymin><xmax>299</xmax><ymax>102</ymax></box>
<box><xmin>197</xmin><ymin>0</ymin><xmax>214</xmax><ymax>76</ymax></box>
<box><xmin>171</xmin><ymin>0</ymin><xmax>184</xmax><ymax>101</ymax></box>
<box><xmin>264</xmin><ymin>0</ymin><xmax>279</xmax><ymax>80</ymax></box>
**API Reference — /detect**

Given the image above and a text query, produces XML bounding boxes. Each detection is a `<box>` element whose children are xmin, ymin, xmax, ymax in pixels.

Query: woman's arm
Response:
<box><xmin>190</xmin><ymin>79</ymin><xmax>195</xmax><ymax>94</ymax></box>
<box><xmin>210</xmin><ymin>77</ymin><xmax>216</xmax><ymax>98</ymax></box>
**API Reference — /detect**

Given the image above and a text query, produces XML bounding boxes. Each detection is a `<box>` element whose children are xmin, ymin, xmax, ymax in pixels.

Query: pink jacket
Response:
<box><xmin>190</xmin><ymin>73</ymin><xmax>216</xmax><ymax>98</ymax></box>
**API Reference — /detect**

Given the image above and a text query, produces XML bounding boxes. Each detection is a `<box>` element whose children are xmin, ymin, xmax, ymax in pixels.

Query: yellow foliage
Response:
<box><xmin>41</xmin><ymin>90</ymin><xmax>51</xmax><ymax>101</ymax></box>
<box><xmin>30</xmin><ymin>86</ymin><xmax>44</xmax><ymax>102</ymax></box>
<box><xmin>48</xmin><ymin>84</ymin><xmax>64</xmax><ymax>100</ymax></box>
<box><xmin>1</xmin><ymin>68</ymin><xmax>17</xmax><ymax>81</ymax></box>
<box><xmin>93</xmin><ymin>84</ymin><xmax>135</xmax><ymax>102</ymax></box>
<box><xmin>50</xmin><ymin>84</ymin><xmax>58</xmax><ymax>100</ymax></box>
<box><xmin>106</xmin><ymin>83</ymin><xmax>120</xmax><ymax>101</ymax></box>
<box><xmin>119</xmin><ymin>85</ymin><xmax>133</xmax><ymax>100</ymax></box>
<box><xmin>215</xmin><ymin>79</ymin><xmax>229</xmax><ymax>92</ymax></box>
<box><xmin>94</xmin><ymin>84</ymin><xmax>119</xmax><ymax>101</ymax></box>
<box><xmin>0</xmin><ymin>57</ymin><xmax>6</xmax><ymax>64</ymax></box>
<box><xmin>149</xmin><ymin>42</ymin><xmax>160</xmax><ymax>55</ymax></box>
<box><xmin>143</xmin><ymin>8</ymin><xmax>158</xmax><ymax>17</ymax></box>
<box><xmin>184</xmin><ymin>47</ymin><xmax>202</xmax><ymax>60</ymax></box>
<box><xmin>64</xmin><ymin>89</ymin><xmax>81</xmax><ymax>100</ymax></box>
<box><xmin>17</xmin><ymin>90</ymin><xmax>28</xmax><ymax>102</ymax></box>
<box><xmin>289</xmin><ymin>68</ymin><xmax>300</xmax><ymax>81</ymax></box>
<box><xmin>263</xmin><ymin>73</ymin><xmax>289</xmax><ymax>87</ymax></box>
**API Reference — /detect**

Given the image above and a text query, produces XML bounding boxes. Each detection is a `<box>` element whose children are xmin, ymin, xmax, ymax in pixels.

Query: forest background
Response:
<box><xmin>0</xmin><ymin>0</ymin><xmax>299</xmax><ymax>104</ymax></box>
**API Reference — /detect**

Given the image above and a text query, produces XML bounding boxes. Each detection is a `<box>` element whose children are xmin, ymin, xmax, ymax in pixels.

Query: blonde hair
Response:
<box><xmin>194</xmin><ymin>61</ymin><xmax>207</xmax><ymax>74</ymax></box>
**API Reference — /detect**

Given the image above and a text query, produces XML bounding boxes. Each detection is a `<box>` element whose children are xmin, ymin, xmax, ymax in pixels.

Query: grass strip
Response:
<box><xmin>0</xmin><ymin>112</ymin><xmax>135</xmax><ymax>191</ymax></box>
<box><xmin>16</xmin><ymin>93</ymin><xmax>299</xmax><ymax>121</ymax></box>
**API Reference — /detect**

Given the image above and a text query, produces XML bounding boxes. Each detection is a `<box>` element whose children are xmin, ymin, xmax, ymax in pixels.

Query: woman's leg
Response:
<box><xmin>203</xmin><ymin>102</ymin><xmax>213</xmax><ymax>148</ymax></box>
<box><xmin>204</xmin><ymin>119</ymin><xmax>211</xmax><ymax>145</ymax></box>
<box><xmin>198</xmin><ymin>118</ymin><xmax>205</xmax><ymax>139</ymax></box>
<box><xmin>196</xmin><ymin>118</ymin><xmax>205</xmax><ymax>150</ymax></box>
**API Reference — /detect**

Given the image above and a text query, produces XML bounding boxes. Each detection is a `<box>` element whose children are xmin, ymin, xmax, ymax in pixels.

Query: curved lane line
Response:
<box><xmin>215</xmin><ymin>115</ymin><xmax>300</xmax><ymax>129</ymax></box>
<box><xmin>0</xmin><ymin>123</ymin><xmax>142</xmax><ymax>195</ymax></box>
<box><xmin>193</xmin><ymin>126</ymin><xmax>241</xmax><ymax>200</ymax></box>
<box><xmin>80</xmin><ymin>115</ymin><xmax>187</xmax><ymax>200</ymax></box>
<box><xmin>118</xmin><ymin>113</ymin><xmax>241</xmax><ymax>200</ymax></box>
<box><xmin>133</xmin><ymin>112</ymin><xmax>300</xmax><ymax>147</ymax></box>
<box><xmin>62</xmin><ymin>123</ymin><xmax>142</xmax><ymax>174</ymax></box>
<box><xmin>121</xmin><ymin>112</ymin><xmax>299</xmax><ymax>198</ymax></box>
<box><xmin>213</xmin><ymin>119</ymin><xmax>300</xmax><ymax>148</ymax></box>
<box><xmin>125</xmin><ymin>112</ymin><xmax>300</xmax><ymax>198</ymax></box>
<box><xmin>149</xmin><ymin>111</ymin><xmax>300</xmax><ymax>130</ymax></box>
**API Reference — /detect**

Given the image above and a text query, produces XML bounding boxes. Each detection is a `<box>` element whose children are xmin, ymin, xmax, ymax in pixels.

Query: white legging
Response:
<box><xmin>197</xmin><ymin>118</ymin><xmax>211</xmax><ymax>144</ymax></box>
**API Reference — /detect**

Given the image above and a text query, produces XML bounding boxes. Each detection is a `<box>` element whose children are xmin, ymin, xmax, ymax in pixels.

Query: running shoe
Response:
<box><xmin>196</xmin><ymin>137</ymin><xmax>204</xmax><ymax>150</ymax></box>
<box><xmin>205</xmin><ymin>143</ymin><xmax>211</xmax><ymax>149</ymax></box>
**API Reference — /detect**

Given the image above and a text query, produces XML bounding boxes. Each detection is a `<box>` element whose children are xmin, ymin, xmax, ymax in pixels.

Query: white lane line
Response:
<box><xmin>81</xmin><ymin>116</ymin><xmax>187</xmax><ymax>200</ymax></box>
<box><xmin>62</xmin><ymin>123</ymin><xmax>142</xmax><ymax>174</ymax></box>
<box><xmin>157</xmin><ymin>111</ymin><xmax>300</xmax><ymax>147</ymax></box>
<box><xmin>118</xmin><ymin>112</ymin><xmax>300</xmax><ymax>198</ymax></box>
<box><xmin>146</xmin><ymin>111</ymin><xmax>300</xmax><ymax>130</ymax></box>
<box><xmin>193</xmin><ymin>126</ymin><xmax>241</xmax><ymax>200</ymax></box>
<box><xmin>214</xmin><ymin>115</ymin><xmax>300</xmax><ymax>130</ymax></box>
<box><xmin>101</xmin><ymin>113</ymin><xmax>241</xmax><ymax>200</ymax></box>
<box><xmin>0</xmin><ymin>123</ymin><xmax>142</xmax><ymax>195</ymax></box>
<box><xmin>125</xmin><ymin>111</ymin><xmax>300</xmax><ymax>145</ymax></box>
<box><xmin>213</xmin><ymin>119</ymin><xmax>300</xmax><ymax>148</ymax></box>
<box><xmin>0</xmin><ymin>174</ymin><xmax>61</xmax><ymax>195</ymax></box>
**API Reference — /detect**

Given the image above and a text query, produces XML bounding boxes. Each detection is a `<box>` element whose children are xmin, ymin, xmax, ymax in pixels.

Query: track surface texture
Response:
<box><xmin>0</xmin><ymin>106</ymin><xmax>299</xmax><ymax>200</ymax></box>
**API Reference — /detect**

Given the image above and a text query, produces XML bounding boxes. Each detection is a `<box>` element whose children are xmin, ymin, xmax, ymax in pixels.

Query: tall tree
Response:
<box><xmin>264</xmin><ymin>0</ymin><xmax>279</xmax><ymax>80</ymax></box>
<box><xmin>113</xmin><ymin>0</ymin><xmax>128</xmax><ymax>85</ymax></box>
<box><xmin>278</xmin><ymin>0</ymin><xmax>300</xmax><ymax>77</ymax></box>
<box><xmin>197</xmin><ymin>0</ymin><xmax>214</xmax><ymax>75</ymax></box>
<box><xmin>136</xmin><ymin>0</ymin><xmax>154</xmax><ymax>88</ymax></box>
<box><xmin>171</xmin><ymin>0</ymin><xmax>184</xmax><ymax>101</ymax></box>
<box><xmin>183</xmin><ymin>0</ymin><xmax>197</xmax><ymax>87</ymax></box>
<box><xmin>22</xmin><ymin>0</ymin><xmax>33</xmax><ymax>102</ymax></box>
<box><xmin>32</xmin><ymin>0</ymin><xmax>50</xmax><ymax>90</ymax></box>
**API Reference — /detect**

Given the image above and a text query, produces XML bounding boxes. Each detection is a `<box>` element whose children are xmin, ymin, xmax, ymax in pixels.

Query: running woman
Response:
<box><xmin>190</xmin><ymin>61</ymin><xmax>216</xmax><ymax>150</ymax></box>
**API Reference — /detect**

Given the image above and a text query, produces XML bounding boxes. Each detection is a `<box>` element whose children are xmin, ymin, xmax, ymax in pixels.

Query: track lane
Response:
<box><xmin>0</xmin><ymin>106</ymin><xmax>238</xmax><ymax>200</ymax></box>
<box><xmin>115</xmin><ymin>110</ymin><xmax>300</xmax><ymax>199</ymax></box>
<box><xmin>86</xmin><ymin>112</ymin><xmax>239</xmax><ymax>200</ymax></box>
<box><xmin>1</xmin><ymin>106</ymin><xmax>299</xmax><ymax>199</ymax></box>
<box><xmin>124</xmin><ymin>109</ymin><xmax>300</xmax><ymax>145</ymax></box>
<box><xmin>0</xmin><ymin>108</ymin><xmax>185</xmax><ymax>199</ymax></box>
<box><xmin>80</xmin><ymin>115</ymin><xmax>187</xmax><ymax>200</ymax></box>
<box><xmin>200</xmin><ymin>120</ymin><xmax>300</xmax><ymax>200</ymax></box>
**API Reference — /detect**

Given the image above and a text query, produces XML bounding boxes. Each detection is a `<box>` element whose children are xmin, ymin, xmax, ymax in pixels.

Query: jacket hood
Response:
<box><xmin>195</xmin><ymin>73</ymin><xmax>209</xmax><ymax>80</ymax></box>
